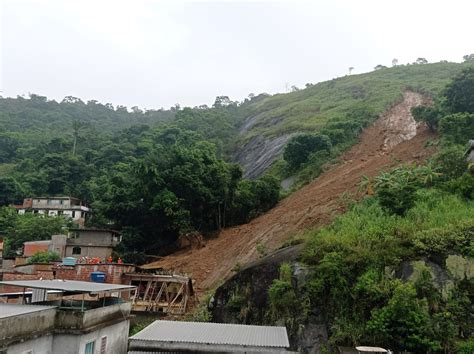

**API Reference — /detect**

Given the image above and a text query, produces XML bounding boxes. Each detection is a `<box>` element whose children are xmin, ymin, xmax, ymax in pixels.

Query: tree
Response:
<box><xmin>71</xmin><ymin>120</ymin><xmax>86</xmax><ymax>156</ymax></box>
<box><xmin>348</xmin><ymin>67</ymin><xmax>354</xmax><ymax>75</ymax></box>
<box><xmin>439</xmin><ymin>113</ymin><xmax>474</xmax><ymax>144</ymax></box>
<box><xmin>462</xmin><ymin>54</ymin><xmax>474</xmax><ymax>62</ymax></box>
<box><xmin>213</xmin><ymin>96</ymin><xmax>233</xmax><ymax>107</ymax></box>
<box><xmin>411</xmin><ymin>106</ymin><xmax>441</xmax><ymax>132</ymax></box>
<box><xmin>0</xmin><ymin>208</ymin><xmax>69</xmax><ymax>256</ymax></box>
<box><xmin>392</xmin><ymin>58</ymin><xmax>399</xmax><ymax>67</ymax></box>
<box><xmin>374</xmin><ymin>64</ymin><xmax>387</xmax><ymax>70</ymax></box>
<box><xmin>0</xmin><ymin>177</ymin><xmax>24</xmax><ymax>206</ymax></box>
<box><xmin>284</xmin><ymin>133</ymin><xmax>331</xmax><ymax>170</ymax></box>
<box><xmin>415</xmin><ymin>57</ymin><xmax>428</xmax><ymax>64</ymax></box>
<box><xmin>291</xmin><ymin>85</ymin><xmax>300</xmax><ymax>92</ymax></box>
<box><xmin>443</xmin><ymin>67</ymin><xmax>474</xmax><ymax>114</ymax></box>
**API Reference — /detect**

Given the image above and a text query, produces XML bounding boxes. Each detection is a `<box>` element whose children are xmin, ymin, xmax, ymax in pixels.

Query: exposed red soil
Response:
<box><xmin>143</xmin><ymin>92</ymin><xmax>436</xmax><ymax>295</ymax></box>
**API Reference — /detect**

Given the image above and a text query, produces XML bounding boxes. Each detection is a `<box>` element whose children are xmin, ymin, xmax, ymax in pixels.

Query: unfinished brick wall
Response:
<box><xmin>54</xmin><ymin>264</ymin><xmax>136</xmax><ymax>284</ymax></box>
<box><xmin>0</xmin><ymin>271</ymin><xmax>54</xmax><ymax>293</ymax></box>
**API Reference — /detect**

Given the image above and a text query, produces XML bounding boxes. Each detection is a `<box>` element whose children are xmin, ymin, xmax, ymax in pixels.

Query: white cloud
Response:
<box><xmin>1</xmin><ymin>0</ymin><xmax>473</xmax><ymax>108</ymax></box>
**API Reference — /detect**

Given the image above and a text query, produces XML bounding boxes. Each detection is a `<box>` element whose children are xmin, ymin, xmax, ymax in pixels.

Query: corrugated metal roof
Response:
<box><xmin>130</xmin><ymin>320</ymin><xmax>289</xmax><ymax>348</ymax></box>
<box><xmin>0</xmin><ymin>303</ymin><xmax>56</xmax><ymax>319</ymax></box>
<box><xmin>0</xmin><ymin>279</ymin><xmax>135</xmax><ymax>294</ymax></box>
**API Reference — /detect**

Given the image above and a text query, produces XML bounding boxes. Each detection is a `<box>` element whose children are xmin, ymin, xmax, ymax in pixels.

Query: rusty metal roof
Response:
<box><xmin>130</xmin><ymin>320</ymin><xmax>289</xmax><ymax>348</ymax></box>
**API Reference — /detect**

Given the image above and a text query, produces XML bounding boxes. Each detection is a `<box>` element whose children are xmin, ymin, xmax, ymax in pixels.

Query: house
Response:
<box><xmin>64</xmin><ymin>229</ymin><xmax>121</xmax><ymax>259</ymax></box>
<box><xmin>128</xmin><ymin>320</ymin><xmax>291</xmax><ymax>353</ymax></box>
<box><xmin>23</xmin><ymin>228</ymin><xmax>121</xmax><ymax>260</ymax></box>
<box><xmin>13</xmin><ymin>197</ymin><xmax>90</xmax><ymax>227</ymax></box>
<box><xmin>0</xmin><ymin>279</ymin><xmax>135</xmax><ymax>354</ymax></box>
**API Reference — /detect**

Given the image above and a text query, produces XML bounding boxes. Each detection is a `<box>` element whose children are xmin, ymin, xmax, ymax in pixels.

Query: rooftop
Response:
<box><xmin>130</xmin><ymin>320</ymin><xmax>290</xmax><ymax>348</ymax></box>
<box><xmin>0</xmin><ymin>303</ymin><xmax>56</xmax><ymax>319</ymax></box>
<box><xmin>70</xmin><ymin>228</ymin><xmax>119</xmax><ymax>234</ymax></box>
<box><xmin>0</xmin><ymin>279</ymin><xmax>135</xmax><ymax>294</ymax></box>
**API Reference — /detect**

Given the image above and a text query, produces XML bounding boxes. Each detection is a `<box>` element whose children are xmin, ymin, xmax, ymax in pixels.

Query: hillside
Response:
<box><xmin>143</xmin><ymin>91</ymin><xmax>436</xmax><ymax>291</ymax></box>
<box><xmin>233</xmin><ymin>62</ymin><xmax>464</xmax><ymax>178</ymax></box>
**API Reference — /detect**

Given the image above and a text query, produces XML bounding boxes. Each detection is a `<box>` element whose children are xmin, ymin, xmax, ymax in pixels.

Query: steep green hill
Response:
<box><xmin>241</xmin><ymin>62</ymin><xmax>463</xmax><ymax>139</ymax></box>
<box><xmin>233</xmin><ymin>62</ymin><xmax>467</xmax><ymax>178</ymax></box>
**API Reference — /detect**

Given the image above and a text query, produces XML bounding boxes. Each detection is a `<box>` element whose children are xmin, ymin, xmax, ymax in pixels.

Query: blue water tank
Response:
<box><xmin>90</xmin><ymin>271</ymin><xmax>106</xmax><ymax>283</ymax></box>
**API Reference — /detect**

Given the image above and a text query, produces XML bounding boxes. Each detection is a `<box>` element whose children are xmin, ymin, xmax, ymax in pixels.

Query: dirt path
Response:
<box><xmin>143</xmin><ymin>91</ymin><xmax>435</xmax><ymax>294</ymax></box>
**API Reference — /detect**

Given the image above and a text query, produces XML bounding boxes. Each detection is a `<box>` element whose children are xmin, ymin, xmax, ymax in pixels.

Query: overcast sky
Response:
<box><xmin>1</xmin><ymin>0</ymin><xmax>473</xmax><ymax>109</ymax></box>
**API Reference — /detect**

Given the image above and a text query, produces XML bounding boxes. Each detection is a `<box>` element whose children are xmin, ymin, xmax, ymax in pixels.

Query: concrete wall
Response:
<box><xmin>53</xmin><ymin>320</ymin><xmax>129</xmax><ymax>354</ymax></box>
<box><xmin>2</xmin><ymin>305</ymin><xmax>130</xmax><ymax>354</ymax></box>
<box><xmin>0</xmin><ymin>307</ymin><xmax>56</xmax><ymax>348</ymax></box>
<box><xmin>64</xmin><ymin>245</ymin><xmax>113</xmax><ymax>259</ymax></box>
<box><xmin>6</xmin><ymin>333</ymin><xmax>53</xmax><ymax>354</ymax></box>
<box><xmin>56</xmin><ymin>302</ymin><xmax>131</xmax><ymax>330</ymax></box>
<box><xmin>71</xmin><ymin>231</ymin><xmax>115</xmax><ymax>246</ymax></box>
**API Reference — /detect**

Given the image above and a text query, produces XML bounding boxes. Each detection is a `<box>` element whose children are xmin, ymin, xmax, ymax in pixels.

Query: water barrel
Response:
<box><xmin>62</xmin><ymin>257</ymin><xmax>77</xmax><ymax>266</ymax></box>
<box><xmin>90</xmin><ymin>271</ymin><xmax>106</xmax><ymax>283</ymax></box>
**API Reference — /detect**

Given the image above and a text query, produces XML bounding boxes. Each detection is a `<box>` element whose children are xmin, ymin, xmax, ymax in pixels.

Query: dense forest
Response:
<box><xmin>0</xmin><ymin>61</ymin><xmax>472</xmax><ymax>266</ymax></box>
<box><xmin>0</xmin><ymin>95</ymin><xmax>280</xmax><ymax>258</ymax></box>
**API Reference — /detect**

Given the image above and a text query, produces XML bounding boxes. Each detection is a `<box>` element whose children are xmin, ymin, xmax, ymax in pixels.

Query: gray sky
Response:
<box><xmin>1</xmin><ymin>0</ymin><xmax>473</xmax><ymax>109</ymax></box>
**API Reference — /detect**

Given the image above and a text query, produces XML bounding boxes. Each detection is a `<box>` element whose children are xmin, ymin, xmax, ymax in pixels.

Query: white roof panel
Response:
<box><xmin>0</xmin><ymin>279</ymin><xmax>135</xmax><ymax>294</ymax></box>
<box><xmin>130</xmin><ymin>320</ymin><xmax>289</xmax><ymax>348</ymax></box>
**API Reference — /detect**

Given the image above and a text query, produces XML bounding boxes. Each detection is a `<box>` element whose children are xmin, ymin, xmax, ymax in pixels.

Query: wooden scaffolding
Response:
<box><xmin>126</xmin><ymin>273</ymin><xmax>194</xmax><ymax>314</ymax></box>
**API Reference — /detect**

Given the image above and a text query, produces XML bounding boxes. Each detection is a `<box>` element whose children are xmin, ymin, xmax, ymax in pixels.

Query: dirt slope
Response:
<box><xmin>144</xmin><ymin>91</ymin><xmax>435</xmax><ymax>294</ymax></box>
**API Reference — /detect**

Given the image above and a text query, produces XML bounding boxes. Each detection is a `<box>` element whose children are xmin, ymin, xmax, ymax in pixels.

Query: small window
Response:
<box><xmin>100</xmin><ymin>336</ymin><xmax>107</xmax><ymax>354</ymax></box>
<box><xmin>85</xmin><ymin>341</ymin><xmax>95</xmax><ymax>354</ymax></box>
<box><xmin>72</xmin><ymin>246</ymin><xmax>81</xmax><ymax>255</ymax></box>
<box><xmin>72</xmin><ymin>211</ymin><xmax>76</xmax><ymax>218</ymax></box>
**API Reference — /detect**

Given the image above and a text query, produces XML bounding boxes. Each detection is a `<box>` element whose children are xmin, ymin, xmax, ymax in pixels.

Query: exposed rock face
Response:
<box><xmin>231</xmin><ymin>134</ymin><xmax>295</xmax><ymax>179</ymax></box>
<box><xmin>210</xmin><ymin>244</ymin><xmax>329</xmax><ymax>353</ymax></box>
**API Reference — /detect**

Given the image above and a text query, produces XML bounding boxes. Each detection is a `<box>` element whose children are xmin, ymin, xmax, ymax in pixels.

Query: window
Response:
<box><xmin>72</xmin><ymin>211</ymin><xmax>76</xmax><ymax>218</ymax></box>
<box><xmin>72</xmin><ymin>246</ymin><xmax>81</xmax><ymax>255</ymax></box>
<box><xmin>100</xmin><ymin>336</ymin><xmax>107</xmax><ymax>354</ymax></box>
<box><xmin>85</xmin><ymin>341</ymin><xmax>95</xmax><ymax>354</ymax></box>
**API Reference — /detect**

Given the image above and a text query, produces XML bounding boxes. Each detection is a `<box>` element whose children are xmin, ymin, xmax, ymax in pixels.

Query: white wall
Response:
<box><xmin>52</xmin><ymin>320</ymin><xmax>130</xmax><ymax>354</ymax></box>
<box><xmin>6</xmin><ymin>333</ymin><xmax>53</xmax><ymax>354</ymax></box>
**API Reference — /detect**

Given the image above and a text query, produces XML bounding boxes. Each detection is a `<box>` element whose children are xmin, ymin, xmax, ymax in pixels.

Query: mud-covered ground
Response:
<box><xmin>143</xmin><ymin>91</ymin><xmax>435</xmax><ymax>295</ymax></box>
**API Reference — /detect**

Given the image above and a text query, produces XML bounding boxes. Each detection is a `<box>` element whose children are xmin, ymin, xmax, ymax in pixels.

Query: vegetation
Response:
<box><xmin>27</xmin><ymin>250</ymin><xmax>61</xmax><ymax>263</ymax></box>
<box><xmin>0</xmin><ymin>207</ymin><xmax>69</xmax><ymax>256</ymax></box>
<box><xmin>265</xmin><ymin>67</ymin><xmax>474</xmax><ymax>352</ymax></box>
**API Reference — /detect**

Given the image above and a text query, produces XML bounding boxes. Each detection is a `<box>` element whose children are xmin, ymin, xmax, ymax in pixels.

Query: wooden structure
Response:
<box><xmin>125</xmin><ymin>273</ymin><xmax>194</xmax><ymax>314</ymax></box>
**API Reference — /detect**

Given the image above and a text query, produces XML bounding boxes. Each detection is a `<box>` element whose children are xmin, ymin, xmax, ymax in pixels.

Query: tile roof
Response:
<box><xmin>130</xmin><ymin>320</ymin><xmax>289</xmax><ymax>348</ymax></box>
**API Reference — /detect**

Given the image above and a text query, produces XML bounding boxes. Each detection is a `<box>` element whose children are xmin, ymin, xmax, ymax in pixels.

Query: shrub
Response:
<box><xmin>27</xmin><ymin>250</ymin><xmax>61</xmax><ymax>263</ymax></box>
<box><xmin>373</xmin><ymin>164</ymin><xmax>440</xmax><ymax>215</ymax></box>
<box><xmin>439</xmin><ymin>113</ymin><xmax>474</xmax><ymax>145</ymax></box>
<box><xmin>283</xmin><ymin>133</ymin><xmax>331</xmax><ymax>170</ymax></box>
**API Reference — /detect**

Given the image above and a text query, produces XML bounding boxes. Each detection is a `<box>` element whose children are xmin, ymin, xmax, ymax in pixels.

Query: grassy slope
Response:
<box><xmin>237</xmin><ymin>62</ymin><xmax>465</xmax><ymax>143</ymax></box>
